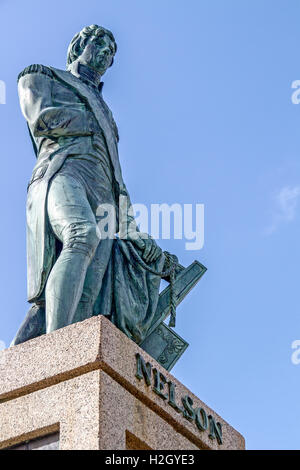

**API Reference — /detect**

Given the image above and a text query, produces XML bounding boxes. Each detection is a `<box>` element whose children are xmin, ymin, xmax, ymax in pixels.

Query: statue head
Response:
<box><xmin>67</xmin><ymin>25</ymin><xmax>117</xmax><ymax>76</ymax></box>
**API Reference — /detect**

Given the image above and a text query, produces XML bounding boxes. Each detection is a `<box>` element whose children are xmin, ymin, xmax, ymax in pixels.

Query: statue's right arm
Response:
<box><xmin>18</xmin><ymin>69</ymin><xmax>94</xmax><ymax>138</ymax></box>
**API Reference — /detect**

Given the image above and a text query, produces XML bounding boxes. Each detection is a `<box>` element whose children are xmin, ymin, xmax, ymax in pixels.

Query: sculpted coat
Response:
<box><xmin>15</xmin><ymin>62</ymin><xmax>165</xmax><ymax>345</ymax></box>
<box><xmin>19</xmin><ymin>63</ymin><xmax>124</xmax><ymax>302</ymax></box>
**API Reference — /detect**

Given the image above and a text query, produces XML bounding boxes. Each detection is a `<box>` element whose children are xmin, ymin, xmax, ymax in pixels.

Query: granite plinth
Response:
<box><xmin>0</xmin><ymin>316</ymin><xmax>245</xmax><ymax>450</ymax></box>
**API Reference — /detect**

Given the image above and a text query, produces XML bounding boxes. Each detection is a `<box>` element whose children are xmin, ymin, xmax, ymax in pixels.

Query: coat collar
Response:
<box><xmin>68</xmin><ymin>61</ymin><xmax>104</xmax><ymax>93</ymax></box>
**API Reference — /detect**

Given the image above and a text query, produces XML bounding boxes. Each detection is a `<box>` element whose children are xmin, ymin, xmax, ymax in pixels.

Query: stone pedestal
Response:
<box><xmin>0</xmin><ymin>316</ymin><xmax>245</xmax><ymax>450</ymax></box>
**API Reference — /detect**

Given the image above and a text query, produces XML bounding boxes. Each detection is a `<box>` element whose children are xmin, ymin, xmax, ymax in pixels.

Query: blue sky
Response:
<box><xmin>0</xmin><ymin>0</ymin><xmax>300</xmax><ymax>450</ymax></box>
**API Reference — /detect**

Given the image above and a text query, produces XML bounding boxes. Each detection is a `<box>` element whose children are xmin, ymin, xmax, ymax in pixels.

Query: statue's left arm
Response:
<box><xmin>118</xmin><ymin>185</ymin><xmax>163</xmax><ymax>264</ymax></box>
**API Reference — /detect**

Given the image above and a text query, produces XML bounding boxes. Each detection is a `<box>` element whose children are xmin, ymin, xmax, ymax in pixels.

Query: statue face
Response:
<box><xmin>79</xmin><ymin>34</ymin><xmax>115</xmax><ymax>75</ymax></box>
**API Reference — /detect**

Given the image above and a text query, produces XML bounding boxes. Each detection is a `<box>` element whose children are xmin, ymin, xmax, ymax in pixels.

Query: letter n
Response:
<box><xmin>135</xmin><ymin>353</ymin><xmax>152</xmax><ymax>386</ymax></box>
<box><xmin>208</xmin><ymin>415</ymin><xmax>223</xmax><ymax>445</ymax></box>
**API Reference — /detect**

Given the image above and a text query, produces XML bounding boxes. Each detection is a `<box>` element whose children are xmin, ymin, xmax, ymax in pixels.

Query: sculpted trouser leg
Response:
<box><xmin>46</xmin><ymin>173</ymin><xmax>110</xmax><ymax>332</ymax></box>
<box><xmin>73</xmin><ymin>237</ymin><xmax>114</xmax><ymax>322</ymax></box>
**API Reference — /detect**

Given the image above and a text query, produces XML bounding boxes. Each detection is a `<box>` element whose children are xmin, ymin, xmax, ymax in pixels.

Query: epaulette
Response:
<box><xmin>18</xmin><ymin>64</ymin><xmax>53</xmax><ymax>82</ymax></box>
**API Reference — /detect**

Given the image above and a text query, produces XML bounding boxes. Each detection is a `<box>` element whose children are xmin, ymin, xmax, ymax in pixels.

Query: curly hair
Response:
<box><xmin>67</xmin><ymin>24</ymin><xmax>117</xmax><ymax>67</ymax></box>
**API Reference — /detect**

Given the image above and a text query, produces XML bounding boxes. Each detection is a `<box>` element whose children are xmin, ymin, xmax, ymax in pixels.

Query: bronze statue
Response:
<box><xmin>12</xmin><ymin>25</ymin><xmax>206</xmax><ymax>371</ymax></box>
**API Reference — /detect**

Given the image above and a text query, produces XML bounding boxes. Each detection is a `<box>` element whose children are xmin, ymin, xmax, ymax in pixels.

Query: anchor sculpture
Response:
<box><xmin>141</xmin><ymin>260</ymin><xmax>207</xmax><ymax>371</ymax></box>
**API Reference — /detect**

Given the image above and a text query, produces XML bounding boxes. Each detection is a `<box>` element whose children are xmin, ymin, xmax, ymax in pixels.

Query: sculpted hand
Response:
<box><xmin>130</xmin><ymin>233</ymin><xmax>162</xmax><ymax>264</ymax></box>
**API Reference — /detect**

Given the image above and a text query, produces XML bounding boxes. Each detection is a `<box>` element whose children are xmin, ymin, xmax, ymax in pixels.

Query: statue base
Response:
<box><xmin>0</xmin><ymin>316</ymin><xmax>245</xmax><ymax>450</ymax></box>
